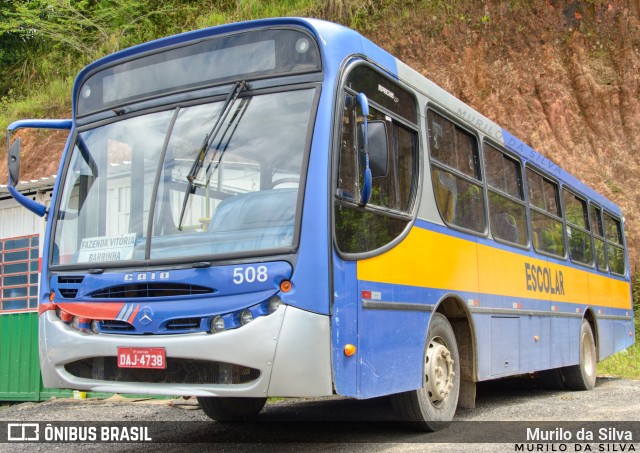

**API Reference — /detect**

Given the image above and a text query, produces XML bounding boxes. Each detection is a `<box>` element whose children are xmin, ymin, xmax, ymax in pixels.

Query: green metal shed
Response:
<box><xmin>0</xmin><ymin>311</ymin><xmax>73</xmax><ymax>401</ymax></box>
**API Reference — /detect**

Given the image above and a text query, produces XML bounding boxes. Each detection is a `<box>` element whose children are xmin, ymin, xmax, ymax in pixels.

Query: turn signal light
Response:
<box><xmin>344</xmin><ymin>344</ymin><xmax>356</xmax><ymax>357</ymax></box>
<box><xmin>280</xmin><ymin>280</ymin><xmax>292</xmax><ymax>293</ymax></box>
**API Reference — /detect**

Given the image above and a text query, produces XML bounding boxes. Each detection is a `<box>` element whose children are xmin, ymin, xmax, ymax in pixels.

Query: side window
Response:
<box><xmin>527</xmin><ymin>168</ymin><xmax>565</xmax><ymax>257</ymax></box>
<box><xmin>590</xmin><ymin>205</ymin><xmax>608</xmax><ymax>271</ymax></box>
<box><xmin>483</xmin><ymin>143</ymin><xmax>527</xmax><ymax>246</ymax></box>
<box><xmin>0</xmin><ymin>235</ymin><xmax>40</xmax><ymax>311</ymax></box>
<box><xmin>335</xmin><ymin>67</ymin><xmax>419</xmax><ymax>254</ymax></box>
<box><xmin>428</xmin><ymin>110</ymin><xmax>486</xmax><ymax>233</ymax></box>
<box><xmin>562</xmin><ymin>189</ymin><xmax>593</xmax><ymax>265</ymax></box>
<box><xmin>604</xmin><ymin>213</ymin><xmax>625</xmax><ymax>275</ymax></box>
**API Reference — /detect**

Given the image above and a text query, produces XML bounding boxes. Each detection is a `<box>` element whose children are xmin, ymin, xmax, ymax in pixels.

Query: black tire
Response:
<box><xmin>391</xmin><ymin>313</ymin><xmax>460</xmax><ymax>431</ymax></box>
<box><xmin>197</xmin><ymin>396</ymin><xmax>267</xmax><ymax>422</ymax></box>
<box><xmin>562</xmin><ymin>320</ymin><xmax>597</xmax><ymax>391</ymax></box>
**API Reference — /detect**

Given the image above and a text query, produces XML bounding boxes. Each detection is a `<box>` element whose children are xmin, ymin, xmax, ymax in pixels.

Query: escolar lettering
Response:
<box><xmin>525</xmin><ymin>263</ymin><xmax>565</xmax><ymax>295</ymax></box>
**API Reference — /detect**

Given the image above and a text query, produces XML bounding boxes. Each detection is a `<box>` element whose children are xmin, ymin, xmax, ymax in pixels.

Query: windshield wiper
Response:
<box><xmin>177</xmin><ymin>80</ymin><xmax>248</xmax><ymax>230</ymax></box>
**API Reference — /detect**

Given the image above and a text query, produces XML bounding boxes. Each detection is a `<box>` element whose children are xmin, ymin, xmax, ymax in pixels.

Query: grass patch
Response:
<box><xmin>598</xmin><ymin>338</ymin><xmax>640</xmax><ymax>380</ymax></box>
<box><xmin>0</xmin><ymin>77</ymin><xmax>73</xmax><ymax>131</ymax></box>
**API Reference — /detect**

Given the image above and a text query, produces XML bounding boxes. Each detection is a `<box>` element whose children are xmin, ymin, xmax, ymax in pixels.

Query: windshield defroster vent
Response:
<box><xmin>89</xmin><ymin>283</ymin><xmax>213</xmax><ymax>299</ymax></box>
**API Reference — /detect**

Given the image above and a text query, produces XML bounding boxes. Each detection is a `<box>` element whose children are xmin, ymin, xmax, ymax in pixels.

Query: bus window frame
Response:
<box><xmin>588</xmin><ymin>202</ymin><xmax>609</xmax><ymax>273</ymax></box>
<box><xmin>525</xmin><ymin>164</ymin><xmax>568</xmax><ymax>260</ymax></box>
<box><xmin>425</xmin><ymin>104</ymin><xmax>488</xmax><ymax>238</ymax></box>
<box><xmin>603</xmin><ymin>209</ymin><xmax>627</xmax><ymax>277</ymax></box>
<box><xmin>331</xmin><ymin>60</ymin><xmax>421</xmax><ymax>260</ymax></box>
<box><xmin>480</xmin><ymin>139</ymin><xmax>530</xmax><ymax>251</ymax></box>
<box><xmin>561</xmin><ymin>186</ymin><xmax>595</xmax><ymax>268</ymax></box>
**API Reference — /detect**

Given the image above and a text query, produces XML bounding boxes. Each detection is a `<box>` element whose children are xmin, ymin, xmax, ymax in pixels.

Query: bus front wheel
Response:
<box><xmin>391</xmin><ymin>313</ymin><xmax>460</xmax><ymax>431</ymax></box>
<box><xmin>197</xmin><ymin>396</ymin><xmax>267</xmax><ymax>422</ymax></box>
<box><xmin>562</xmin><ymin>320</ymin><xmax>597</xmax><ymax>391</ymax></box>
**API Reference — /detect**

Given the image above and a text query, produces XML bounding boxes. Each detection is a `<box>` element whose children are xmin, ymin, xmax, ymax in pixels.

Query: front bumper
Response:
<box><xmin>39</xmin><ymin>305</ymin><xmax>332</xmax><ymax>397</ymax></box>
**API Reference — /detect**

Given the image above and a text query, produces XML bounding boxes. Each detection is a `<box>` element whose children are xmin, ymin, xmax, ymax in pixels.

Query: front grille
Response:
<box><xmin>65</xmin><ymin>357</ymin><xmax>260</xmax><ymax>384</ymax></box>
<box><xmin>89</xmin><ymin>283</ymin><xmax>213</xmax><ymax>298</ymax></box>
<box><xmin>58</xmin><ymin>276</ymin><xmax>85</xmax><ymax>284</ymax></box>
<box><xmin>59</xmin><ymin>288</ymin><xmax>79</xmax><ymax>298</ymax></box>
<box><xmin>166</xmin><ymin>318</ymin><xmax>201</xmax><ymax>330</ymax></box>
<box><xmin>100</xmin><ymin>320</ymin><xmax>135</xmax><ymax>332</ymax></box>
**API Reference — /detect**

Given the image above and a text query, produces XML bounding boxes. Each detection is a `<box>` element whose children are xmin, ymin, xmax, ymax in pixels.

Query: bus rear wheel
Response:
<box><xmin>391</xmin><ymin>313</ymin><xmax>460</xmax><ymax>431</ymax></box>
<box><xmin>197</xmin><ymin>396</ymin><xmax>267</xmax><ymax>422</ymax></box>
<box><xmin>562</xmin><ymin>319</ymin><xmax>597</xmax><ymax>391</ymax></box>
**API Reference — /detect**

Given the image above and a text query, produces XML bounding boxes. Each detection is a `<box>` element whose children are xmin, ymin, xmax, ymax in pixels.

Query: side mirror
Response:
<box><xmin>8</xmin><ymin>137</ymin><xmax>21</xmax><ymax>187</ymax></box>
<box><xmin>356</xmin><ymin>93</ymin><xmax>372</xmax><ymax>206</ymax></box>
<box><xmin>358</xmin><ymin>120</ymin><xmax>388</xmax><ymax>178</ymax></box>
<box><xmin>6</xmin><ymin>118</ymin><xmax>72</xmax><ymax>217</ymax></box>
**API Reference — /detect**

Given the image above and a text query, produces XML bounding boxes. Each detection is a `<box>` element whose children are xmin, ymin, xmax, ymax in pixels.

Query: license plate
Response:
<box><xmin>117</xmin><ymin>347</ymin><xmax>166</xmax><ymax>369</ymax></box>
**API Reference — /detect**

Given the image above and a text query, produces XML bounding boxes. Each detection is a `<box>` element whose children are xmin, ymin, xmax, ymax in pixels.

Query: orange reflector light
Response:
<box><xmin>280</xmin><ymin>280</ymin><xmax>292</xmax><ymax>293</ymax></box>
<box><xmin>60</xmin><ymin>311</ymin><xmax>74</xmax><ymax>323</ymax></box>
<box><xmin>344</xmin><ymin>344</ymin><xmax>356</xmax><ymax>357</ymax></box>
<box><xmin>49</xmin><ymin>291</ymin><xmax>56</xmax><ymax>302</ymax></box>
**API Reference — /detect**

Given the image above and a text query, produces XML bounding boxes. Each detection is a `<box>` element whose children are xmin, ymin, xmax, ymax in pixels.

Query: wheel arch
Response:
<box><xmin>583</xmin><ymin>307</ymin><xmax>600</xmax><ymax>361</ymax></box>
<box><xmin>432</xmin><ymin>293</ymin><xmax>478</xmax><ymax>382</ymax></box>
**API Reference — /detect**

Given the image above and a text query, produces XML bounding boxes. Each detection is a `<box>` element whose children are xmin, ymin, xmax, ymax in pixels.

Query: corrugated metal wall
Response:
<box><xmin>0</xmin><ymin>311</ymin><xmax>72</xmax><ymax>401</ymax></box>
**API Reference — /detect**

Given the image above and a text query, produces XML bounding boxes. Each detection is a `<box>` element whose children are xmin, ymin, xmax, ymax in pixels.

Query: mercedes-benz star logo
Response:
<box><xmin>138</xmin><ymin>306</ymin><xmax>154</xmax><ymax>325</ymax></box>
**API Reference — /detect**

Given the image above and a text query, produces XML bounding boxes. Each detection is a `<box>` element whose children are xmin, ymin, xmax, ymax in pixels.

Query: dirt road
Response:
<box><xmin>1</xmin><ymin>377</ymin><xmax>639</xmax><ymax>452</ymax></box>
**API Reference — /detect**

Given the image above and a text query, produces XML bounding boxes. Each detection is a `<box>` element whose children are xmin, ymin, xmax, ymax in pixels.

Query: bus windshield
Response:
<box><xmin>52</xmin><ymin>87</ymin><xmax>316</xmax><ymax>266</ymax></box>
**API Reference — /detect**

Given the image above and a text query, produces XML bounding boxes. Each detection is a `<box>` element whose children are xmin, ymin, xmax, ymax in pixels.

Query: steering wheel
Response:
<box><xmin>272</xmin><ymin>177</ymin><xmax>300</xmax><ymax>188</ymax></box>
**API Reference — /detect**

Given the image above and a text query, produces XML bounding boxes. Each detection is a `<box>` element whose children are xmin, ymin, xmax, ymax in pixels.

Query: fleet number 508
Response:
<box><xmin>233</xmin><ymin>266</ymin><xmax>268</xmax><ymax>284</ymax></box>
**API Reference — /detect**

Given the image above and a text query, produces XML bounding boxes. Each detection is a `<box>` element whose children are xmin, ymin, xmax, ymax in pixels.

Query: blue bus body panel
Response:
<box><xmin>331</xmin><ymin>257</ymin><xmax>359</xmax><ymax>396</ymax></box>
<box><xmin>348</xmin><ymin>217</ymin><xmax>634</xmax><ymax>396</ymax></box>
<box><xmin>49</xmin><ymin>262</ymin><xmax>292</xmax><ymax>335</ymax></box>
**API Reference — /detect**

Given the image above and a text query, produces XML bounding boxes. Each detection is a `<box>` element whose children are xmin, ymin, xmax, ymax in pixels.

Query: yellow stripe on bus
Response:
<box><xmin>356</xmin><ymin>226</ymin><xmax>632</xmax><ymax>310</ymax></box>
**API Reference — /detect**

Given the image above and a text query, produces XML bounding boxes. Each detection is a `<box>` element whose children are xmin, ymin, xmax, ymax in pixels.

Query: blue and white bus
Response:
<box><xmin>6</xmin><ymin>18</ymin><xmax>635</xmax><ymax>430</ymax></box>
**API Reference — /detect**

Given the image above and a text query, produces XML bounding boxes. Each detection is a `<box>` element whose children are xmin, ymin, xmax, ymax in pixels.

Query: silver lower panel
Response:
<box><xmin>39</xmin><ymin>305</ymin><xmax>333</xmax><ymax>397</ymax></box>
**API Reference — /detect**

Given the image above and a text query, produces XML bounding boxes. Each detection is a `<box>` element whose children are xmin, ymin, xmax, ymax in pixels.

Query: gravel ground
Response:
<box><xmin>1</xmin><ymin>377</ymin><xmax>639</xmax><ymax>452</ymax></box>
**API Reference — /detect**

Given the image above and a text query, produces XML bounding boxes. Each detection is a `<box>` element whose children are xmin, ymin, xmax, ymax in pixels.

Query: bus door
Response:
<box><xmin>331</xmin><ymin>63</ymin><xmax>423</xmax><ymax>398</ymax></box>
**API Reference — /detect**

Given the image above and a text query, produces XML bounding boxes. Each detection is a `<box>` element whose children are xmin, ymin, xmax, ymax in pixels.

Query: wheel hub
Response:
<box><xmin>425</xmin><ymin>340</ymin><xmax>455</xmax><ymax>406</ymax></box>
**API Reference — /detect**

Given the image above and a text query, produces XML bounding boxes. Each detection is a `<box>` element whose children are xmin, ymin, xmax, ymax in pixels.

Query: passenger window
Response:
<box><xmin>562</xmin><ymin>189</ymin><xmax>593</xmax><ymax>265</ymax></box>
<box><xmin>604</xmin><ymin>213</ymin><xmax>625</xmax><ymax>275</ymax></box>
<box><xmin>527</xmin><ymin>169</ymin><xmax>565</xmax><ymax>257</ymax></box>
<box><xmin>590</xmin><ymin>205</ymin><xmax>607</xmax><ymax>271</ymax></box>
<box><xmin>335</xmin><ymin>68</ymin><xmax>419</xmax><ymax>254</ymax></box>
<box><xmin>428</xmin><ymin>110</ymin><xmax>486</xmax><ymax>233</ymax></box>
<box><xmin>483</xmin><ymin>143</ymin><xmax>527</xmax><ymax>246</ymax></box>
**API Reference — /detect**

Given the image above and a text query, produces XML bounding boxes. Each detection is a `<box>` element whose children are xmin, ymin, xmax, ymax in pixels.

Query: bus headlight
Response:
<box><xmin>210</xmin><ymin>315</ymin><xmax>225</xmax><ymax>333</ymax></box>
<box><xmin>239</xmin><ymin>309</ymin><xmax>253</xmax><ymax>326</ymax></box>
<box><xmin>91</xmin><ymin>320</ymin><xmax>100</xmax><ymax>334</ymax></box>
<box><xmin>267</xmin><ymin>296</ymin><xmax>281</xmax><ymax>314</ymax></box>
